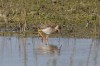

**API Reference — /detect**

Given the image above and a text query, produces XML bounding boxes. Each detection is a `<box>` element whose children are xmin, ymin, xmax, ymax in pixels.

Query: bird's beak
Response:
<box><xmin>60</xmin><ymin>30</ymin><xmax>63</xmax><ymax>37</ymax></box>
<box><xmin>57</xmin><ymin>29</ymin><xmax>63</xmax><ymax>37</ymax></box>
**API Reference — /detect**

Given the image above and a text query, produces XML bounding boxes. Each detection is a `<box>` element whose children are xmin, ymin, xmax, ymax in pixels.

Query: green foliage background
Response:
<box><xmin>0</xmin><ymin>0</ymin><xmax>100</xmax><ymax>37</ymax></box>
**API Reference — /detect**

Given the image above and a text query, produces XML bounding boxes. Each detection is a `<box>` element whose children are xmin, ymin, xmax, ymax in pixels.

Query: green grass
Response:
<box><xmin>0</xmin><ymin>0</ymin><xmax>100</xmax><ymax>38</ymax></box>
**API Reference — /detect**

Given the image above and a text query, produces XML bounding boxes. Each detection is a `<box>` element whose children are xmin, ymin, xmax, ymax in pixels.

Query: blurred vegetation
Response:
<box><xmin>0</xmin><ymin>0</ymin><xmax>100</xmax><ymax>38</ymax></box>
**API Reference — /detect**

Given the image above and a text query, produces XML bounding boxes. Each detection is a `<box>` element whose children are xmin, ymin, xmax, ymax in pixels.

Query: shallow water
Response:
<box><xmin>0</xmin><ymin>36</ymin><xmax>100</xmax><ymax>66</ymax></box>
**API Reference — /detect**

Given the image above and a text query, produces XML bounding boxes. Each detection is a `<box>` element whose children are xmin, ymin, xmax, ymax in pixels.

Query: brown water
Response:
<box><xmin>0</xmin><ymin>36</ymin><xmax>100</xmax><ymax>66</ymax></box>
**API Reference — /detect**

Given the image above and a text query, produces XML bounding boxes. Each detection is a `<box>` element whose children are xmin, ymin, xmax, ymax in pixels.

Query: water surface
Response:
<box><xmin>0</xmin><ymin>36</ymin><xmax>100</xmax><ymax>66</ymax></box>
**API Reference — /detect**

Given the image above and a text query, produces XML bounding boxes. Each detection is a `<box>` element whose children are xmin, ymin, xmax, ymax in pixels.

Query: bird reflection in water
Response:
<box><xmin>36</xmin><ymin>44</ymin><xmax>62</xmax><ymax>54</ymax></box>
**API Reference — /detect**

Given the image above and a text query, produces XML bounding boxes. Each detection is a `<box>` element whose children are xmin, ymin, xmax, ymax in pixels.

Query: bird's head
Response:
<box><xmin>55</xmin><ymin>25</ymin><xmax>63</xmax><ymax>37</ymax></box>
<box><xmin>55</xmin><ymin>25</ymin><xmax>61</xmax><ymax>32</ymax></box>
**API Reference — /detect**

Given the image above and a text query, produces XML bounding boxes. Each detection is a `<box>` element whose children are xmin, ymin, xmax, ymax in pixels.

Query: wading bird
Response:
<box><xmin>38</xmin><ymin>24</ymin><xmax>61</xmax><ymax>45</ymax></box>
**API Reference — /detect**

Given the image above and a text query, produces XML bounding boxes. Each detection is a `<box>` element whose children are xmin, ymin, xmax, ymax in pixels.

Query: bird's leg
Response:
<box><xmin>38</xmin><ymin>29</ymin><xmax>44</xmax><ymax>43</ymax></box>
<box><xmin>39</xmin><ymin>32</ymin><xmax>44</xmax><ymax>43</ymax></box>
<box><xmin>46</xmin><ymin>35</ymin><xmax>49</xmax><ymax>45</ymax></box>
